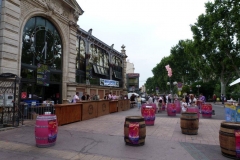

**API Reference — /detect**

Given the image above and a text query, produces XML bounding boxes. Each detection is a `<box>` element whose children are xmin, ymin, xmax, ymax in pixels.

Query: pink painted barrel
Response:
<box><xmin>201</xmin><ymin>104</ymin><xmax>212</xmax><ymax>118</ymax></box>
<box><xmin>35</xmin><ymin>114</ymin><xmax>58</xmax><ymax>147</ymax></box>
<box><xmin>187</xmin><ymin>107</ymin><xmax>200</xmax><ymax>119</ymax></box>
<box><xmin>167</xmin><ymin>103</ymin><xmax>176</xmax><ymax>116</ymax></box>
<box><xmin>141</xmin><ymin>104</ymin><xmax>156</xmax><ymax>126</ymax></box>
<box><xmin>174</xmin><ymin>100</ymin><xmax>181</xmax><ymax>114</ymax></box>
<box><xmin>151</xmin><ymin>103</ymin><xmax>157</xmax><ymax>113</ymax></box>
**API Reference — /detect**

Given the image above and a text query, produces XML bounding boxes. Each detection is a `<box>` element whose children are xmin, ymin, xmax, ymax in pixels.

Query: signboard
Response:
<box><xmin>100</xmin><ymin>78</ymin><xmax>119</xmax><ymax>87</ymax></box>
<box><xmin>177</xmin><ymin>82</ymin><xmax>183</xmax><ymax>91</ymax></box>
<box><xmin>37</xmin><ymin>64</ymin><xmax>50</xmax><ymax>86</ymax></box>
<box><xmin>21</xmin><ymin>92</ymin><xmax>27</xmax><ymax>99</ymax></box>
<box><xmin>127</xmin><ymin>73</ymin><xmax>140</xmax><ymax>78</ymax></box>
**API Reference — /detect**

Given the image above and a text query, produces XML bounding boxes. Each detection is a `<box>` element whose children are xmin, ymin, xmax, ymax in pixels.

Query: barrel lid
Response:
<box><xmin>37</xmin><ymin>114</ymin><xmax>57</xmax><ymax>120</ymax></box>
<box><xmin>184</xmin><ymin>112</ymin><xmax>197</xmax><ymax>114</ymax></box>
<box><xmin>221</xmin><ymin>121</ymin><xmax>240</xmax><ymax>129</ymax></box>
<box><xmin>125</xmin><ymin>116</ymin><xmax>144</xmax><ymax>121</ymax></box>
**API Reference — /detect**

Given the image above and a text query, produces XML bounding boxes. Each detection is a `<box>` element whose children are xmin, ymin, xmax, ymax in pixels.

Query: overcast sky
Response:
<box><xmin>76</xmin><ymin>0</ymin><xmax>212</xmax><ymax>87</ymax></box>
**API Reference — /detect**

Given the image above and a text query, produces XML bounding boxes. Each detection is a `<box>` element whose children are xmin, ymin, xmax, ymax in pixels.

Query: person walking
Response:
<box><xmin>158</xmin><ymin>96</ymin><xmax>163</xmax><ymax>112</ymax></box>
<box><xmin>213</xmin><ymin>94</ymin><xmax>216</xmax><ymax>104</ymax></box>
<box><xmin>137</xmin><ymin>96</ymin><xmax>142</xmax><ymax>110</ymax></box>
<box><xmin>221</xmin><ymin>94</ymin><xmax>225</xmax><ymax>105</ymax></box>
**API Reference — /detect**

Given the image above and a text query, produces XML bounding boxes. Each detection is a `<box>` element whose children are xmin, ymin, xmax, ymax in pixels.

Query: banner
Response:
<box><xmin>100</xmin><ymin>78</ymin><xmax>119</xmax><ymax>87</ymax></box>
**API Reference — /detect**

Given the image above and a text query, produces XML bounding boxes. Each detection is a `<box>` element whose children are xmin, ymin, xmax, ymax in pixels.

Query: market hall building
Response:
<box><xmin>0</xmin><ymin>0</ymin><xmax>127</xmax><ymax>104</ymax></box>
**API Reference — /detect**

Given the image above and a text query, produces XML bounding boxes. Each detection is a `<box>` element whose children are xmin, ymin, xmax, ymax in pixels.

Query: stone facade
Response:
<box><xmin>0</xmin><ymin>0</ymin><xmax>83</xmax><ymax>102</ymax></box>
<box><xmin>0</xmin><ymin>0</ymin><xmax>127</xmax><ymax>103</ymax></box>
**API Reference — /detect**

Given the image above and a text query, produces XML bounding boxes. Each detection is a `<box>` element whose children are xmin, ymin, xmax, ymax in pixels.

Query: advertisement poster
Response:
<box><xmin>100</xmin><ymin>78</ymin><xmax>119</xmax><ymax>87</ymax></box>
<box><xmin>129</xmin><ymin>122</ymin><xmax>139</xmax><ymax>144</ymax></box>
<box><xmin>142</xmin><ymin>106</ymin><xmax>155</xmax><ymax>121</ymax></box>
<box><xmin>225</xmin><ymin>104</ymin><xmax>236</xmax><ymax>122</ymax></box>
<box><xmin>48</xmin><ymin>120</ymin><xmax>57</xmax><ymax>143</ymax></box>
<box><xmin>235</xmin><ymin>130</ymin><xmax>240</xmax><ymax>158</ymax></box>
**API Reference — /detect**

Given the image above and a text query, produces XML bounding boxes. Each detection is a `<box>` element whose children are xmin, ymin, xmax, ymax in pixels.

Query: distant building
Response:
<box><xmin>126</xmin><ymin>60</ymin><xmax>135</xmax><ymax>73</ymax></box>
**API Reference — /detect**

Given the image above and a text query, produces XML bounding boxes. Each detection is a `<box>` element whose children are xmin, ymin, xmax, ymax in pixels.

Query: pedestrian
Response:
<box><xmin>221</xmin><ymin>94</ymin><xmax>225</xmax><ymax>105</ymax></box>
<box><xmin>189</xmin><ymin>94</ymin><xmax>197</xmax><ymax>106</ymax></box>
<box><xmin>158</xmin><ymin>96</ymin><xmax>163</xmax><ymax>112</ymax></box>
<box><xmin>108</xmin><ymin>92</ymin><xmax>113</xmax><ymax>100</ymax></box>
<box><xmin>81</xmin><ymin>92</ymin><xmax>89</xmax><ymax>100</ymax></box>
<box><xmin>137</xmin><ymin>96</ymin><xmax>142</xmax><ymax>110</ymax></box>
<box><xmin>213</xmin><ymin>94</ymin><xmax>216</xmax><ymax>104</ymax></box>
<box><xmin>185</xmin><ymin>94</ymin><xmax>189</xmax><ymax>105</ymax></box>
<box><xmin>181</xmin><ymin>98</ymin><xmax>188</xmax><ymax>113</ymax></box>
<box><xmin>104</xmin><ymin>93</ymin><xmax>109</xmax><ymax>100</ymax></box>
<box><xmin>130</xmin><ymin>94</ymin><xmax>136</xmax><ymax>108</ymax></box>
<box><xmin>199</xmin><ymin>93</ymin><xmax>206</xmax><ymax>103</ymax></box>
<box><xmin>168</xmin><ymin>94</ymin><xmax>172</xmax><ymax>103</ymax></box>
<box><xmin>148</xmin><ymin>95</ymin><xmax>153</xmax><ymax>104</ymax></box>
<box><xmin>73</xmin><ymin>92</ymin><xmax>80</xmax><ymax>103</ymax></box>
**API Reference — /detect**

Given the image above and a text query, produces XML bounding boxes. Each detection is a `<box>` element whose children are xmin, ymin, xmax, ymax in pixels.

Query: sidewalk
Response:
<box><xmin>0</xmin><ymin>107</ymin><xmax>228</xmax><ymax>160</ymax></box>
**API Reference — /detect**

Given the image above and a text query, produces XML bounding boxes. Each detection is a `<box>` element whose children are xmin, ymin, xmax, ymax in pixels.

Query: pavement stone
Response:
<box><xmin>0</xmin><ymin>103</ymin><xmax>230</xmax><ymax>160</ymax></box>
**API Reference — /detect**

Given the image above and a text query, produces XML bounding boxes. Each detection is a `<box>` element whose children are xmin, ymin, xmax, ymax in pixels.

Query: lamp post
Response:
<box><xmin>196</xmin><ymin>85</ymin><xmax>201</xmax><ymax>96</ymax></box>
<box><xmin>167</xmin><ymin>81</ymin><xmax>177</xmax><ymax>101</ymax></box>
<box><xmin>167</xmin><ymin>82</ymin><xmax>171</xmax><ymax>94</ymax></box>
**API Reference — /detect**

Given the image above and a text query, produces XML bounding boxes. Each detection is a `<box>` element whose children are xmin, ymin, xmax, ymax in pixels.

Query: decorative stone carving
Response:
<box><xmin>73</xmin><ymin>10</ymin><xmax>80</xmax><ymax>21</ymax></box>
<box><xmin>69</xmin><ymin>21</ymin><xmax>79</xmax><ymax>28</ymax></box>
<box><xmin>88</xmin><ymin>29</ymin><xmax>92</xmax><ymax>36</ymax></box>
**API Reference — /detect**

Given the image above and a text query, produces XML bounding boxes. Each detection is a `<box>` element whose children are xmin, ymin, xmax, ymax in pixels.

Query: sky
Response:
<box><xmin>76</xmin><ymin>0</ymin><xmax>212</xmax><ymax>87</ymax></box>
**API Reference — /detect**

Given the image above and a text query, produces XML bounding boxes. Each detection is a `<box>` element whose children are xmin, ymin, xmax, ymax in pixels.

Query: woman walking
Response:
<box><xmin>137</xmin><ymin>96</ymin><xmax>142</xmax><ymax>110</ymax></box>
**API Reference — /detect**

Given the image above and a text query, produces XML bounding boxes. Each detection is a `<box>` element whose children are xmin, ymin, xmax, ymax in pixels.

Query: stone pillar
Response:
<box><xmin>121</xmin><ymin>45</ymin><xmax>128</xmax><ymax>95</ymax></box>
<box><xmin>0</xmin><ymin>0</ymin><xmax>21</xmax><ymax>75</ymax></box>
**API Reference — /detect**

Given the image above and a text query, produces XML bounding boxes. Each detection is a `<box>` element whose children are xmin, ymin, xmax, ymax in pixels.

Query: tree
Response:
<box><xmin>190</xmin><ymin>0</ymin><xmax>240</xmax><ymax>95</ymax></box>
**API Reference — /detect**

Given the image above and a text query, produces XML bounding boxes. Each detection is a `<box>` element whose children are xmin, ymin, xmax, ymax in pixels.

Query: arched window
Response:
<box><xmin>21</xmin><ymin>16</ymin><xmax>62</xmax><ymax>103</ymax></box>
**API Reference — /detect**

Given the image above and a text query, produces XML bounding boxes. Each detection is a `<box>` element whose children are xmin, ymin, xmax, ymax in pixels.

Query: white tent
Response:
<box><xmin>128</xmin><ymin>92</ymin><xmax>139</xmax><ymax>99</ymax></box>
<box><xmin>229</xmin><ymin>78</ymin><xmax>240</xmax><ymax>86</ymax></box>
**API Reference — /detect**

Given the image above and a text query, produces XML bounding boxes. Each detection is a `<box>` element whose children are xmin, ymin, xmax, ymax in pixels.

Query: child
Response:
<box><xmin>181</xmin><ymin>98</ymin><xmax>188</xmax><ymax>113</ymax></box>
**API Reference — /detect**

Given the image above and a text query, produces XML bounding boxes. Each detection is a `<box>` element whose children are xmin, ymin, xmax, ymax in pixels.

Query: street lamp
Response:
<box><xmin>196</xmin><ymin>85</ymin><xmax>201</xmax><ymax>96</ymax></box>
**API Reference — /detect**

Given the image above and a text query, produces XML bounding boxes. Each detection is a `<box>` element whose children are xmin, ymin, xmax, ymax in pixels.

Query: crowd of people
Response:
<box><xmin>72</xmin><ymin>91</ymin><xmax>220</xmax><ymax>115</ymax></box>
<box><xmin>138</xmin><ymin>93</ymin><xmax>207</xmax><ymax>113</ymax></box>
<box><xmin>71</xmin><ymin>92</ymin><xmax>129</xmax><ymax>103</ymax></box>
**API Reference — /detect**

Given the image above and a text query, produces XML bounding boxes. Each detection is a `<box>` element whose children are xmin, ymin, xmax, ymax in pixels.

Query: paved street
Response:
<box><xmin>0</xmin><ymin>103</ymin><xmax>229</xmax><ymax>160</ymax></box>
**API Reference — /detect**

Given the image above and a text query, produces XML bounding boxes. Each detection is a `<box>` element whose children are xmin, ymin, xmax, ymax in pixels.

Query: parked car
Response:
<box><xmin>141</xmin><ymin>98</ymin><xmax>146</xmax><ymax>104</ymax></box>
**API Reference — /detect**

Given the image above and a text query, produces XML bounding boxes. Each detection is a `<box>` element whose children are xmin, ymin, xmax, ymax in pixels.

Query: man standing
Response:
<box><xmin>81</xmin><ymin>92</ymin><xmax>89</xmax><ymax>100</ymax></box>
<box><xmin>73</xmin><ymin>92</ymin><xmax>80</xmax><ymax>103</ymax></box>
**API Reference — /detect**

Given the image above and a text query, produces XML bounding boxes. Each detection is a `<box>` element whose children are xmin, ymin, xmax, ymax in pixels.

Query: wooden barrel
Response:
<box><xmin>187</xmin><ymin>107</ymin><xmax>200</xmax><ymax>119</ymax></box>
<box><xmin>180</xmin><ymin>112</ymin><xmax>199</xmax><ymax>135</ymax></box>
<box><xmin>124</xmin><ymin>116</ymin><xmax>146</xmax><ymax>146</ymax></box>
<box><xmin>219</xmin><ymin>121</ymin><xmax>240</xmax><ymax>159</ymax></box>
<box><xmin>35</xmin><ymin>114</ymin><xmax>58</xmax><ymax>147</ymax></box>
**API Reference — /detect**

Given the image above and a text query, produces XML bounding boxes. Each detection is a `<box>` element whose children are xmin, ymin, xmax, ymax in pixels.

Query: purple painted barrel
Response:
<box><xmin>201</xmin><ymin>104</ymin><xmax>212</xmax><ymax>118</ymax></box>
<box><xmin>167</xmin><ymin>103</ymin><xmax>176</xmax><ymax>116</ymax></box>
<box><xmin>141</xmin><ymin>104</ymin><xmax>156</xmax><ymax>126</ymax></box>
<box><xmin>174</xmin><ymin>100</ymin><xmax>181</xmax><ymax>114</ymax></box>
<box><xmin>187</xmin><ymin>107</ymin><xmax>200</xmax><ymax>119</ymax></box>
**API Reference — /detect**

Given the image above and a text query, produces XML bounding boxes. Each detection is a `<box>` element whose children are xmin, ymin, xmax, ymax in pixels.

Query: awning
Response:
<box><xmin>229</xmin><ymin>78</ymin><xmax>240</xmax><ymax>86</ymax></box>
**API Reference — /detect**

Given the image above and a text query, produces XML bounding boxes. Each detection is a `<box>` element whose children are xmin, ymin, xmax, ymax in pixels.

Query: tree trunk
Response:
<box><xmin>220</xmin><ymin>80</ymin><xmax>227</xmax><ymax>96</ymax></box>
